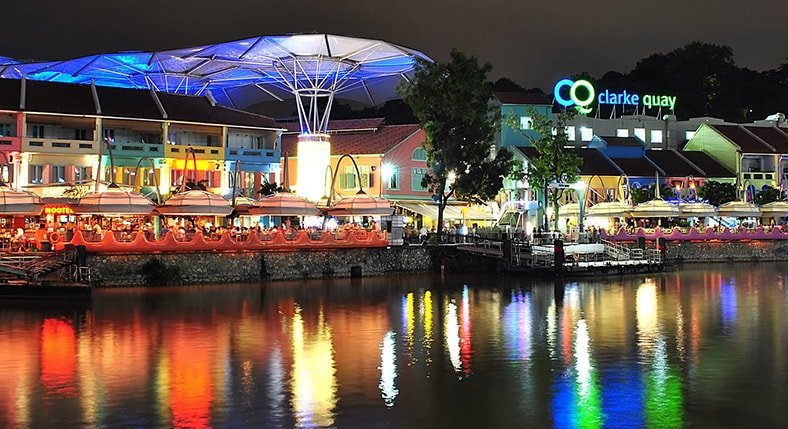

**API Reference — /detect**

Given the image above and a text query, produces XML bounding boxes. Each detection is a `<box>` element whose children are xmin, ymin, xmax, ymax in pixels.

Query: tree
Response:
<box><xmin>506</xmin><ymin>108</ymin><xmax>582</xmax><ymax>231</ymax></box>
<box><xmin>755</xmin><ymin>185</ymin><xmax>781</xmax><ymax>205</ymax></box>
<box><xmin>259</xmin><ymin>181</ymin><xmax>286</xmax><ymax>196</ymax></box>
<box><xmin>698</xmin><ymin>181</ymin><xmax>737</xmax><ymax>206</ymax></box>
<box><xmin>399</xmin><ymin>50</ymin><xmax>519</xmax><ymax>240</ymax></box>
<box><xmin>629</xmin><ymin>184</ymin><xmax>675</xmax><ymax>204</ymax></box>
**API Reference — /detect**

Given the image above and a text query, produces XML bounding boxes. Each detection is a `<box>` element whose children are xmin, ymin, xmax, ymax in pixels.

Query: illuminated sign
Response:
<box><xmin>44</xmin><ymin>205</ymin><xmax>74</xmax><ymax>215</ymax></box>
<box><xmin>554</xmin><ymin>79</ymin><xmax>676</xmax><ymax>114</ymax></box>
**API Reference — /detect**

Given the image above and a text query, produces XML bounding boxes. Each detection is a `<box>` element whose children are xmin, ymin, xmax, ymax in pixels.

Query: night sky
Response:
<box><xmin>5</xmin><ymin>0</ymin><xmax>784</xmax><ymax>90</ymax></box>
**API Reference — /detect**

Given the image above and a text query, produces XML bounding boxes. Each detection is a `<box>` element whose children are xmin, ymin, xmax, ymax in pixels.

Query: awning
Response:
<box><xmin>395</xmin><ymin>202</ymin><xmax>494</xmax><ymax>221</ymax></box>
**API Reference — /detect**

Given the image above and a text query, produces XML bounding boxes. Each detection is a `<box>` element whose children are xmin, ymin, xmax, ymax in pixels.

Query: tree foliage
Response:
<box><xmin>399</xmin><ymin>50</ymin><xmax>519</xmax><ymax>238</ymax></box>
<box><xmin>259</xmin><ymin>181</ymin><xmax>286</xmax><ymax>196</ymax></box>
<box><xmin>755</xmin><ymin>186</ymin><xmax>782</xmax><ymax>205</ymax></box>
<box><xmin>698</xmin><ymin>181</ymin><xmax>737</xmax><ymax>206</ymax></box>
<box><xmin>506</xmin><ymin>108</ymin><xmax>582</xmax><ymax>231</ymax></box>
<box><xmin>629</xmin><ymin>184</ymin><xmax>675</xmax><ymax>204</ymax></box>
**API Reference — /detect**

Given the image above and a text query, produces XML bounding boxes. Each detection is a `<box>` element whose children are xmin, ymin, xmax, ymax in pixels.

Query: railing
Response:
<box><xmin>166</xmin><ymin>144</ymin><xmax>223</xmax><ymax>159</ymax></box>
<box><xmin>23</xmin><ymin>137</ymin><xmax>96</xmax><ymax>153</ymax></box>
<box><xmin>227</xmin><ymin>148</ymin><xmax>276</xmax><ymax>158</ymax></box>
<box><xmin>56</xmin><ymin>229</ymin><xmax>388</xmax><ymax>253</ymax></box>
<box><xmin>602</xmin><ymin>226</ymin><xmax>788</xmax><ymax>241</ymax></box>
<box><xmin>601</xmin><ymin>239</ymin><xmax>631</xmax><ymax>260</ymax></box>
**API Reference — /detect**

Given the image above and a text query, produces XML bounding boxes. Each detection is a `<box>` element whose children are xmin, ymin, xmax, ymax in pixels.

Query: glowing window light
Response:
<box><xmin>378</xmin><ymin>331</ymin><xmax>398</xmax><ymax>406</ymax></box>
<box><xmin>296</xmin><ymin>134</ymin><xmax>331</xmax><ymax>201</ymax></box>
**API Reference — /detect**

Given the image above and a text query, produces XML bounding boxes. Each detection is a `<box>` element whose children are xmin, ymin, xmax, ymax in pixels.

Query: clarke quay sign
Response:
<box><xmin>553</xmin><ymin>78</ymin><xmax>677</xmax><ymax>114</ymax></box>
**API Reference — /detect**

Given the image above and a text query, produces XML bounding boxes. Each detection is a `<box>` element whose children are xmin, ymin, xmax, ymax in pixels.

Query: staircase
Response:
<box><xmin>0</xmin><ymin>248</ymin><xmax>78</xmax><ymax>284</ymax></box>
<box><xmin>602</xmin><ymin>240</ymin><xmax>631</xmax><ymax>260</ymax></box>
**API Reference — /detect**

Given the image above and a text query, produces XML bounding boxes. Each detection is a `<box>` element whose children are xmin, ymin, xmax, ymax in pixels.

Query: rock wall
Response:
<box><xmin>88</xmin><ymin>247</ymin><xmax>434</xmax><ymax>287</ymax></box>
<box><xmin>665</xmin><ymin>240</ymin><xmax>788</xmax><ymax>263</ymax></box>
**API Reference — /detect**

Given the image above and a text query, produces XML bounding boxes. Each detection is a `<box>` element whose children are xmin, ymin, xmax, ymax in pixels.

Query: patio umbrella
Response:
<box><xmin>678</xmin><ymin>202</ymin><xmax>717</xmax><ymax>218</ymax></box>
<box><xmin>758</xmin><ymin>201</ymin><xmax>788</xmax><ymax>217</ymax></box>
<box><xmin>228</xmin><ymin>196</ymin><xmax>258</xmax><ymax>215</ymax></box>
<box><xmin>717</xmin><ymin>201</ymin><xmax>761</xmax><ymax>218</ymax></box>
<box><xmin>75</xmin><ymin>185</ymin><xmax>155</xmax><ymax>216</ymax></box>
<box><xmin>249</xmin><ymin>193</ymin><xmax>319</xmax><ymax>217</ymax></box>
<box><xmin>157</xmin><ymin>190</ymin><xmax>233</xmax><ymax>216</ymax></box>
<box><xmin>630</xmin><ymin>200</ymin><xmax>680</xmax><ymax>218</ymax></box>
<box><xmin>585</xmin><ymin>201</ymin><xmax>632</xmax><ymax>218</ymax></box>
<box><xmin>558</xmin><ymin>203</ymin><xmax>582</xmax><ymax>217</ymax></box>
<box><xmin>327</xmin><ymin>192</ymin><xmax>393</xmax><ymax>216</ymax></box>
<box><xmin>0</xmin><ymin>185</ymin><xmax>43</xmax><ymax>215</ymax></box>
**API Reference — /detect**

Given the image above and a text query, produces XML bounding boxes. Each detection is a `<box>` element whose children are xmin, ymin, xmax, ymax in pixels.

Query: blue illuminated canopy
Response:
<box><xmin>0</xmin><ymin>34</ymin><xmax>431</xmax><ymax>113</ymax></box>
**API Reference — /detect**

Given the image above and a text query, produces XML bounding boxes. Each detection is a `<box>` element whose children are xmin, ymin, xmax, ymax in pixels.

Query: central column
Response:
<box><xmin>296</xmin><ymin>133</ymin><xmax>331</xmax><ymax>201</ymax></box>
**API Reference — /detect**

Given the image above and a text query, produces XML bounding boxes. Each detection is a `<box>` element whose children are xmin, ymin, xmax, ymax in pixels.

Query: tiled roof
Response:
<box><xmin>0</xmin><ymin>78</ymin><xmax>20</xmax><ymax>110</ymax></box>
<box><xmin>711</xmin><ymin>124</ymin><xmax>774</xmax><ymax>153</ymax></box>
<box><xmin>494</xmin><ymin>92</ymin><xmax>552</xmax><ymax>105</ymax></box>
<box><xmin>515</xmin><ymin>147</ymin><xmax>622</xmax><ymax>176</ymax></box>
<box><xmin>281</xmin><ymin>124</ymin><xmax>421</xmax><ymax>156</ymax></box>
<box><xmin>24</xmin><ymin>80</ymin><xmax>96</xmax><ymax>115</ymax></box>
<box><xmin>680</xmin><ymin>151</ymin><xmax>735</xmax><ymax>177</ymax></box>
<box><xmin>157</xmin><ymin>92</ymin><xmax>280</xmax><ymax>129</ymax></box>
<box><xmin>96</xmin><ymin>86</ymin><xmax>161</xmax><ymax>120</ymax></box>
<box><xmin>744</xmin><ymin>126</ymin><xmax>788</xmax><ymax>153</ymax></box>
<box><xmin>646</xmin><ymin>150</ymin><xmax>704</xmax><ymax>177</ymax></box>
<box><xmin>279</xmin><ymin>118</ymin><xmax>385</xmax><ymax>133</ymax></box>
<box><xmin>610</xmin><ymin>157</ymin><xmax>661</xmax><ymax>177</ymax></box>
<box><xmin>599</xmin><ymin>136</ymin><xmax>643</xmax><ymax>147</ymax></box>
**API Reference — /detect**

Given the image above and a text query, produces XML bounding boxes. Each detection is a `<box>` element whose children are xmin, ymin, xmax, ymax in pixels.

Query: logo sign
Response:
<box><xmin>44</xmin><ymin>205</ymin><xmax>74</xmax><ymax>215</ymax></box>
<box><xmin>554</xmin><ymin>79</ymin><xmax>676</xmax><ymax>114</ymax></box>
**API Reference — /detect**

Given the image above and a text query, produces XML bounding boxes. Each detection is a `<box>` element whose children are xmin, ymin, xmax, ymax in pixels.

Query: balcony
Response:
<box><xmin>226</xmin><ymin>147</ymin><xmax>278</xmax><ymax>166</ymax></box>
<box><xmin>23</xmin><ymin>138</ymin><xmax>97</xmax><ymax>154</ymax></box>
<box><xmin>0</xmin><ymin>136</ymin><xmax>22</xmax><ymax>152</ymax></box>
<box><xmin>165</xmin><ymin>144</ymin><xmax>223</xmax><ymax>160</ymax></box>
<box><xmin>109</xmin><ymin>142</ymin><xmax>164</xmax><ymax>158</ymax></box>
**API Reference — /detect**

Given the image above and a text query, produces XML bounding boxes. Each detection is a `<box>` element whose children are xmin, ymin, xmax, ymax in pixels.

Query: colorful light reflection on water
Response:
<box><xmin>0</xmin><ymin>266</ymin><xmax>786</xmax><ymax>428</ymax></box>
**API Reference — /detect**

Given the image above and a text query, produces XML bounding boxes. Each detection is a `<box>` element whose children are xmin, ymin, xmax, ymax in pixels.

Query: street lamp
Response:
<box><xmin>380</xmin><ymin>162</ymin><xmax>394</xmax><ymax>196</ymax></box>
<box><xmin>571</xmin><ymin>180</ymin><xmax>587</xmax><ymax>235</ymax></box>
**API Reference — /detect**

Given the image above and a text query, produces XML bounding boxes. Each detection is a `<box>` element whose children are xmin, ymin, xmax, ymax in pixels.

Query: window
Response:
<box><xmin>29</xmin><ymin>165</ymin><xmax>44</xmax><ymax>184</ymax></box>
<box><xmin>387</xmin><ymin>168</ymin><xmax>400</xmax><ymax>190</ymax></box>
<box><xmin>30</xmin><ymin>125</ymin><xmax>45</xmax><ymax>138</ymax></box>
<box><xmin>50</xmin><ymin>165</ymin><xmax>66</xmax><ymax>183</ymax></box>
<box><xmin>74</xmin><ymin>129</ymin><xmax>88</xmax><ymax>140</ymax></box>
<box><xmin>142</xmin><ymin>168</ymin><xmax>155</xmax><ymax>186</ymax></box>
<box><xmin>412</xmin><ymin>147</ymin><xmax>427</xmax><ymax>161</ymax></box>
<box><xmin>650</xmin><ymin>130</ymin><xmax>663</xmax><ymax>143</ymax></box>
<box><xmin>0</xmin><ymin>124</ymin><xmax>11</xmax><ymax>136</ymax></box>
<box><xmin>566</xmin><ymin>126</ymin><xmax>576</xmax><ymax>141</ymax></box>
<box><xmin>243</xmin><ymin>171</ymin><xmax>255</xmax><ymax>192</ymax></box>
<box><xmin>339</xmin><ymin>167</ymin><xmax>356</xmax><ymax>189</ymax></box>
<box><xmin>411</xmin><ymin>167</ymin><xmax>429</xmax><ymax>192</ymax></box>
<box><xmin>616</xmin><ymin>129</ymin><xmax>629</xmax><ymax>137</ymax></box>
<box><xmin>519</xmin><ymin>116</ymin><xmax>533</xmax><ymax>130</ymax></box>
<box><xmin>122</xmin><ymin>168</ymin><xmax>135</xmax><ymax>185</ymax></box>
<box><xmin>685</xmin><ymin>131</ymin><xmax>696</xmax><ymax>140</ymax></box>
<box><xmin>103</xmin><ymin>128</ymin><xmax>115</xmax><ymax>140</ymax></box>
<box><xmin>634</xmin><ymin>128</ymin><xmax>646</xmax><ymax>141</ymax></box>
<box><xmin>74</xmin><ymin>166</ymin><xmax>90</xmax><ymax>182</ymax></box>
<box><xmin>580</xmin><ymin>127</ymin><xmax>593</xmax><ymax>142</ymax></box>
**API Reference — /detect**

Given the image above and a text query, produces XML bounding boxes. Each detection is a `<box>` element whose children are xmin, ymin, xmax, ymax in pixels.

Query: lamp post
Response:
<box><xmin>380</xmin><ymin>163</ymin><xmax>394</xmax><ymax>197</ymax></box>
<box><xmin>572</xmin><ymin>180</ymin><xmax>587</xmax><ymax>235</ymax></box>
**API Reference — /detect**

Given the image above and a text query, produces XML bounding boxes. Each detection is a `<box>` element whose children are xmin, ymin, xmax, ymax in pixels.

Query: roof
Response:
<box><xmin>711</xmin><ymin>124</ymin><xmax>774</xmax><ymax>153</ymax></box>
<box><xmin>0</xmin><ymin>78</ymin><xmax>19</xmax><ymax>110</ymax></box>
<box><xmin>599</xmin><ymin>136</ymin><xmax>643</xmax><ymax>147</ymax></box>
<box><xmin>281</xmin><ymin>124</ymin><xmax>421</xmax><ymax>156</ymax></box>
<box><xmin>609</xmin><ymin>157</ymin><xmax>662</xmax><ymax>177</ymax></box>
<box><xmin>494</xmin><ymin>92</ymin><xmax>552</xmax><ymax>105</ymax></box>
<box><xmin>0</xmin><ymin>34</ymin><xmax>430</xmax><ymax>109</ymax></box>
<box><xmin>646</xmin><ymin>150</ymin><xmax>703</xmax><ymax>177</ymax></box>
<box><xmin>96</xmin><ymin>85</ymin><xmax>161</xmax><ymax>120</ymax></box>
<box><xmin>157</xmin><ymin>92</ymin><xmax>280</xmax><ymax>129</ymax></box>
<box><xmin>515</xmin><ymin>147</ymin><xmax>622</xmax><ymax>176</ymax></box>
<box><xmin>744</xmin><ymin>126</ymin><xmax>788</xmax><ymax>153</ymax></box>
<box><xmin>679</xmin><ymin>151</ymin><xmax>735</xmax><ymax>177</ymax></box>
<box><xmin>24</xmin><ymin>79</ymin><xmax>96</xmax><ymax>115</ymax></box>
<box><xmin>279</xmin><ymin>118</ymin><xmax>385</xmax><ymax>134</ymax></box>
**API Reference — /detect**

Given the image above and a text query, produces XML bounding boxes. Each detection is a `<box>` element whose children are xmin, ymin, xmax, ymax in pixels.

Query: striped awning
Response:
<box><xmin>249</xmin><ymin>193</ymin><xmax>319</xmax><ymax>217</ymax></box>
<box><xmin>0</xmin><ymin>185</ymin><xmax>43</xmax><ymax>215</ymax></box>
<box><xmin>328</xmin><ymin>193</ymin><xmax>393</xmax><ymax>216</ymax></box>
<box><xmin>396</xmin><ymin>202</ymin><xmax>494</xmax><ymax>221</ymax></box>
<box><xmin>157</xmin><ymin>190</ymin><xmax>233</xmax><ymax>216</ymax></box>
<box><xmin>76</xmin><ymin>188</ymin><xmax>155</xmax><ymax>216</ymax></box>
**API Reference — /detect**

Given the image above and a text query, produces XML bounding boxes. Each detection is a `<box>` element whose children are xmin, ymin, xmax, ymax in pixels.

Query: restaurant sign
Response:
<box><xmin>554</xmin><ymin>78</ymin><xmax>677</xmax><ymax>114</ymax></box>
<box><xmin>44</xmin><ymin>205</ymin><xmax>74</xmax><ymax>215</ymax></box>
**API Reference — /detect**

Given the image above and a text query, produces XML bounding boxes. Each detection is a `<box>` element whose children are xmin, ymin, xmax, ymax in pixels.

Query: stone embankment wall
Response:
<box><xmin>665</xmin><ymin>240</ymin><xmax>788</xmax><ymax>263</ymax></box>
<box><xmin>88</xmin><ymin>247</ymin><xmax>434</xmax><ymax>287</ymax></box>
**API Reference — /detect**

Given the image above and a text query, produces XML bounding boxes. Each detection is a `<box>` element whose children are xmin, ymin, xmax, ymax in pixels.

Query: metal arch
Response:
<box><xmin>133</xmin><ymin>157</ymin><xmax>162</xmax><ymax>204</ymax></box>
<box><xmin>584</xmin><ymin>174</ymin><xmax>608</xmax><ymax>204</ymax></box>
<box><xmin>615</xmin><ymin>174</ymin><xmax>631</xmax><ymax>204</ymax></box>
<box><xmin>95</xmin><ymin>137</ymin><xmax>117</xmax><ymax>192</ymax></box>
<box><xmin>327</xmin><ymin>154</ymin><xmax>366</xmax><ymax>207</ymax></box>
<box><xmin>178</xmin><ymin>146</ymin><xmax>199</xmax><ymax>193</ymax></box>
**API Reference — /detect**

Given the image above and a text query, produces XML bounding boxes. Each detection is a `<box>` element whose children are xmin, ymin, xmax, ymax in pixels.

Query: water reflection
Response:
<box><xmin>0</xmin><ymin>266</ymin><xmax>786</xmax><ymax>428</ymax></box>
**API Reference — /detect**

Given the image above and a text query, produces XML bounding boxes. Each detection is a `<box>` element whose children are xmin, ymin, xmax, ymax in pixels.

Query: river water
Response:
<box><xmin>1</xmin><ymin>264</ymin><xmax>787</xmax><ymax>428</ymax></box>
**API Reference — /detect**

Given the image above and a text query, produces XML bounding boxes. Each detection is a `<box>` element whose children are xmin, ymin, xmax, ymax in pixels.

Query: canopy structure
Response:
<box><xmin>717</xmin><ymin>201</ymin><xmax>761</xmax><ymax>218</ymax></box>
<box><xmin>328</xmin><ymin>193</ymin><xmax>393</xmax><ymax>216</ymax></box>
<box><xmin>228</xmin><ymin>196</ymin><xmax>258</xmax><ymax>215</ymax></box>
<box><xmin>0</xmin><ymin>185</ymin><xmax>43</xmax><ymax>215</ymax></box>
<box><xmin>396</xmin><ymin>202</ymin><xmax>495</xmax><ymax>221</ymax></box>
<box><xmin>585</xmin><ymin>201</ymin><xmax>632</xmax><ymax>218</ymax></box>
<box><xmin>157</xmin><ymin>190</ymin><xmax>233</xmax><ymax>216</ymax></box>
<box><xmin>75</xmin><ymin>187</ymin><xmax>154</xmax><ymax>216</ymax></box>
<box><xmin>678</xmin><ymin>202</ymin><xmax>717</xmax><ymax>218</ymax></box>
<box><xmin>558</xmin><ymin>203</ymin><xmax>582</xmax><ymax>217</ymax></box>
<box><xmin>630</xmin><ymin>200</ymin><xmax>680</xmax><ymax>218</ymax></box>
<box><xmin>758</xmin><ymin>201</ymin><xmax>788</xmax><ymax>217</ymax></box>
<box><xmin>249</xmin><ymin>193</ymin><xmax>319</xmax><ymax>217</ymax></box>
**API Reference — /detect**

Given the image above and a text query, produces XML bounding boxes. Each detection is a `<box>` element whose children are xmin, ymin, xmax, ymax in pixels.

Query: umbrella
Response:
<box><xmin>157</xmin><ymin>190</ymin><xmax>233</xmax><ymax>216</ymax></box>
<box><xmin>558</xmin><ymin>203</ymin><xmax>582</xmax><ymax>217</ymax></box>
<box><xmin>678</xmin><ymin>202</ymin><xmax>717</xmax><ymax>218</ymax></box>
<box><xmin>75</xmin><ymin>186</ymin><xmax>155</xmax><ymax>216</ymax></box>
<box><xmin>758</xmin><ymin>201</ymin><xmax>788</xmax><ymax>217</ymax></box>
<box><xmin>717</xmin><ymin>201</ymin><xmax>761</xmax><ymax>218</ymax></box>
<box><xmin>630</xmin><ymin>200</ymin><xmax>680</xmax><ymax>218</ymax></box>
<box><xmin>248</xmin><ymin>193</ymin><xmax>319</xmax><ymax>217</ymax></box>
<box><xmin>585</xmin><ymin>201</ymin><xmax>632</xmax><ymax>218</ymax></box>
<box><xmin>0</xmin><ymin>185</ymin><xmax>43</xmax><ymax>215</ymax></box>
<box><xmin>327</xmin><ymin>193</ymin><xmax>393</xmax><ymax>216</ymax></box>
<box><xmin>228</xmin><ymin>196</ymin><xmax>258</xmax><ymax>215</ymax></box>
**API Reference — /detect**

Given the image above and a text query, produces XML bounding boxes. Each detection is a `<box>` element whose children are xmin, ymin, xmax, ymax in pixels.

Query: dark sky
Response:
<box><xmin>5</xmin><ymin>0</ymin><xmax>785</xmax><ymax>91</ymax></box>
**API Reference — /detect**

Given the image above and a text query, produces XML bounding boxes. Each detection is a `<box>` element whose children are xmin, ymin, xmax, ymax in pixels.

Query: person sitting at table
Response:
<box><xmin>369</xmin><ymin>220</ymin><xmax>379</xmax><ymax>231</ymax></box>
